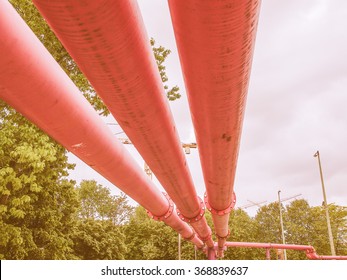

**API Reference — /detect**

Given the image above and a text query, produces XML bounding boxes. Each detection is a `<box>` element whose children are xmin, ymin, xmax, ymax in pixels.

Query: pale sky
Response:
<box><xmin>68</xmin><ymin>0</ymin><xmax>347</xmax><ymax>216</ymax></box>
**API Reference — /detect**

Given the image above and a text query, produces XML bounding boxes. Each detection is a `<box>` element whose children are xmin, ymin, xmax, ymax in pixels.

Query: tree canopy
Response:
<box><xmin>1</xmin><ymin>0</ymin><xmax>346</xmax><ymax>260</ymax></box>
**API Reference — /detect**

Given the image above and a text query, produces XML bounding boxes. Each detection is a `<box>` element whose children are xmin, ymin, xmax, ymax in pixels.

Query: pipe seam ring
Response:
<box><xmin>197</xmin><ymin>227</ymin><xmax>212</xmax><ymax>242</ymax></box>
<box><xmin>183</xmin><ymin>230</ymin><xmax>196</xmax><ymax>241</ymax></box>
<box><xmin>176</xmin><ymin>196</ymin><xmax>205</xmax><ymax>223</ymax></box>
<box><xmin>146</xmin><ymin>192</ymin><xmax>174</xmax><ymax>221</ymax></box>
<box><xmin>204</xmin><ymin>191</ymin><xmax>236</xmax><ymax>216</ymax></box>
<box><xmin>216</xmin><ymin>229</ymin><xmax>230</xmax><ymax>240</ymax></box>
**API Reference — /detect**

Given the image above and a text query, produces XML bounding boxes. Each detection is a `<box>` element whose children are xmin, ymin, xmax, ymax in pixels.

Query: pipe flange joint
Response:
<box><xmin>305</xmin><ymin>247</ymin><xmax>316</xmax><ymax>259</ymax></box>
<box><xmin>204</xmin><ymin>191</ymin><xmax>236</xmax><ymax>216</ymax></box>
<box><xmin>183</xmin><ymin>230</ymin><xmax>196</xmax><ymax>241</ymax></box>
<box><xmin>198</xmin><ymin>227</ymin><xmax>212</xmax><ymax>242</ymax></box>
<box><xmin>216</xmin><ymin>229</ymin><xmax>230</xmax><ymax>240</ymax></box>
<box><xmin>176</xmin><ymin>196</ymin><xmax>205</xmax><ymax>223</ymax></box>
<box><xmin>146</xmin><ymin>192</ymin><xmax>174</xmax><ymax>221</ymax></box>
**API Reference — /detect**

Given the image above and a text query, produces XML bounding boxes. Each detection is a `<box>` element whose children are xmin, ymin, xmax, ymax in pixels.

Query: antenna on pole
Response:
<box><xmin>240</xmin><ymin>200</ymin><xmax>267</xmax><ymax>209</ymax></box>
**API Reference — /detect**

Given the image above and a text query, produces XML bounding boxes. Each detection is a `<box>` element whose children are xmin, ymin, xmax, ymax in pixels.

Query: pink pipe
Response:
<box><xmin>168</xmin><ymin>0</ymin><xmax>261</xmax><ymax>252</ymax></box>
<box><xmin>32</xmin><ymin>0</ymin><xmax>213</xmax><ymax>247</ymax></box>
<box><xmin>225</xmin><ymin>242</ymin><xmax>347</xmax><ymax>260</ymax></box>
<box><xmin>0</xmin><ymin>0</ymin><xmax>203</xmax><ymax>249</ymax></box>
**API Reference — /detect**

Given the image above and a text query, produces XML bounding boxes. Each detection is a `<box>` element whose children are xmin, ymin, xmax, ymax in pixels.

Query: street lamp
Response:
<box><xmin>278</xmin><ymin>190</ymin><xmax>287</xmax><ymax>260</ymax></box>
<box><xmin>313</xmin><ymin>150</ymin><xmax>336</xmax><ymax>256</ymax></box>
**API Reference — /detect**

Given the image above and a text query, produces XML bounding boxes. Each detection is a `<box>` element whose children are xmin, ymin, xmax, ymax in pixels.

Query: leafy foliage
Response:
<box><xmin>150</xmin><ymin>38</ymin><xmax>181</xmax><ymax>101</ymax></box>
<box><xmin>123</xmin><ymin>207</ymin><xmax>179</xmax><ymax>260</ymax></box>
<box><xmin>76</xmin><ymin>180</ymin><xmax>134</xmax><ymax>225</ymax></box>
<box><xmin>223</xmin><ymin>209</ymin><xmax>263</xmax><ymax>260</ymax></box>
<box><xmin>71</xmin><ymin>219</ymin><xmax>127</xmax><ymax>260</ymax></box>
<box><xmin>0</xmin><ymin>104</ymin><xmax>78</xmax><ymax>259</ymax></box>
<box><xmin>2</xmin><ymin>0</ymin><xmax>346</xmax><ymax>261</ymax></box>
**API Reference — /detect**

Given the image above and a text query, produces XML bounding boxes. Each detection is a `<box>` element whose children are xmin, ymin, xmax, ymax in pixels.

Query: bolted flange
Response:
<box><xmin>146</xmin><ymin>192</ymin><xmax>174</xmax><ymax>221</ymax></box>
<box><xmin>216</xmin><ymin>229</ymin><xmax>230</xmax><ymax>240</ymax></box>
<box><xmin>197</xmin><ymin>227</ymin><xmax>213</xmax><ymax>242</ymax></box>
<box><xmin>183</xmin><ymin>230</ymin><xmax>196</xmax><ymax>241</ymax></box>
<box><xmin>204</xmin><ymin>191</ymin><xmax>236</xmax><ymax>216</ymax></box>
<box><xmin>176</xmin><ymin>196</ymin><xmax>205</xmax><ymax>223</ymax></box>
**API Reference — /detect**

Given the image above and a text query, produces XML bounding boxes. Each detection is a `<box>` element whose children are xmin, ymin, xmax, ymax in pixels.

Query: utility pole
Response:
<box><xmin>314</xmin><ymin>150</ymin><xmax>336</xmax><ymax>256</ymax></box>
<box><xmin>278</xmin><ymin>190</ymin><xmax>287</xmax><ymax>260</ymax></box>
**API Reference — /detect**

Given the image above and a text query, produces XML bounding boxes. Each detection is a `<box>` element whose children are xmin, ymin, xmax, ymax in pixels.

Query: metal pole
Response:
<box><xmin>207</xmin><ymin>246</ymin><xmax>217</xmax><ymax>260</ymax></box>
<box><xmin>266</xmin><ymin>248</ymin><xmax>271</xmax><ymax>260</ymax></box>
<box><xmin>278</xmin><ymin>190</ymin><xmax>287</xmax><ymax>260</ymax></box>
<box><xmin>314</xmin><ymin>151</ymin><xmax>336</xmax><ymax>256</ymax></box>
<box><xmin>178</xmin><ymin>234</ymin><xmax>181</xmax><ymax>260</ymax></box>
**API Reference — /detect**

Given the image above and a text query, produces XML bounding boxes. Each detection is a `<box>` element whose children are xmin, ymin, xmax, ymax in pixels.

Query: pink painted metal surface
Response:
<box><xmin>225</xmin><ymin>242</ymin><xmax>347</xmax><ymax>260</ymax></box>
<box><xmin>0</xmin><ymin>0</ymin><xmax>203</xmax><ymax>249</ymax></box>
<box><xmin>32</xmin><ymin>0</ymin><xmax>213</xmax><ymax>247</ymax></box>
<box><xmin>168</xmin><ymin>0</ymin><xmax>261</xmax><ymax>250</ymax></box>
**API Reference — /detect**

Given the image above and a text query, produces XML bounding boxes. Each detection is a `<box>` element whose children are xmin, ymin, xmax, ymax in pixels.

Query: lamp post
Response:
<box><xmin>277</xmin><ymin>190</ymin><xmax>287</xmax><ymax>260</ymax></box>
<box><xmin>313</xmin><ymin>150</ymin><xmax>336</xmax><ymax>256</ymax></box>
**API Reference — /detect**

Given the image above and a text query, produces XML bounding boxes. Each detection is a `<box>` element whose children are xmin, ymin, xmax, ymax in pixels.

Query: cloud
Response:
<box><xmin>68</xmin><ymin>0</ymin><xmax>347</xmax><ymax>214</ymax></box>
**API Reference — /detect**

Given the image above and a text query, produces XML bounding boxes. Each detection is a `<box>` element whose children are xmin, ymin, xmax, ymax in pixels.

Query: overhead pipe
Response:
<box><xmin>225</xmin><ymin>242</ymin><xmax>347</xmax><ymax>260</ymax></box>
<box><xmin>168</xmin><ymin>0</ymin><xmax>261</xmax><ymax>255</ymax></box>
<box><xmin>32</xmin><ymin>0</ymin><xmax>214</xmax><ymax>247</ymax></box>
<box><xmin>0</xmin><ymin>0</ymin><xmax>203</xmax><ymax>249</ymax></box>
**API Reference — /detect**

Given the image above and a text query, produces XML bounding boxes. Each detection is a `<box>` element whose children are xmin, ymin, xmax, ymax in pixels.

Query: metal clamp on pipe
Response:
<box><xmin>176</xmin><ymin>196</ymin><xmax>205</xmax><ymax>223</ymax></box>
<box><xmin>204</xmin><ymin>192</ymin><xmax>236</xmax><ymax>216</ymax></box>
<box><xmin>183</xmin><ymin>230</ymin><xmax>196</xmax><ymax>241</ymax></box>
<box><xmin>146</xmin><ymin>193</ymin><xmax>174</xmax><ymax>221</ymax></box>
<box><xmin>198</xmin><ymin>227</ymin><xmax>213</xmax><ymax>243</ymax></box>
<box><xmin>216</xmin><ymin>229</ymin><xmax>230</xmax><ymax>240</ymax></box>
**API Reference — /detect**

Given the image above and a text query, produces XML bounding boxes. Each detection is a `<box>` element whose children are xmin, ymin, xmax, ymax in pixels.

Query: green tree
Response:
<box><xmin>223</xmin><ymin>209</ymin><xmax>263</xmax><ymax>260</ymax></box>
<box><xmin>150</xmin><ymin>38</ymin><xmax>181</xmax><ymax>101</ymax></box>
<box><xmin>253</xmin><ymin>202</ymin><xmax>286</xmax><ymax>259</ymax></box>
<box><xmin>0</xmin><ymin>104</ymin><xmax>78</xmax><ymax>259</ymax></box>
<box><xmin>71</xmin><ymin>219</ymin><xmax>127</xmax><ymax>260</ymax></box>
<box><xmin>76</xmin><ymin>180</ymin><xmax>134</xmax><ymax>224</ymax></box>
<box><xmin>285</xmin><ymin>199</ymin><xmax>314</xmax><ymax>259</ymax></box>
<box><xmin>123</xmin><ymin>207</ymin><xmax>180</xmax><ymax>260</ymax></box>
<box><xmin>309</xmin><ymin>204</ymin><xmax>347</xmax><ymax>256</ymax></box>
<box><xmin>255</xmin><ymin>202</ymin><xmax>283</xmax><ymax>244</ymax></box>
<box><xmin>251</xmin><ymin>199</ymin><xmax>347</xmax><ymax>259</ymax></box>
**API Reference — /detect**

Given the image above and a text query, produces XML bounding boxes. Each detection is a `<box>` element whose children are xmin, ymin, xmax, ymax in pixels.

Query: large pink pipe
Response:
<box><xmin>225</xmin><ymin>242</ymin><xmax>347</xmax><ymax>260</ymax></box>
<box><xmin>168</xmin><ymin>0</ymin><xmax>261</xmax><ymax>253</ymax></box>
<box><xmin>0</xmin><ymin>0</ymin><xmax>203</xmax><ymax>249</ymax></box>
<box><xmin>32</xmin><ymin>0</ymin><xmax>213</xmax><ymax>247</ymax></box>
